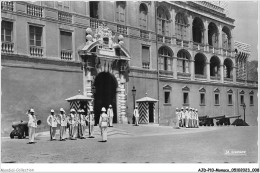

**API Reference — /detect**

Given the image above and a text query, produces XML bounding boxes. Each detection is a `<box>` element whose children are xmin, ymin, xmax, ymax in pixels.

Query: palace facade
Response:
<box><xmin>1</xmin><ymin>1</ymin><xmax>258</xmax><ymax>134</ymax></box>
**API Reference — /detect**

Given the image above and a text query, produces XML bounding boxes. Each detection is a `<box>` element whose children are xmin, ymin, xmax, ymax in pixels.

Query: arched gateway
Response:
<box><xmin>78</xmin><ymin>24</ymin><xmax>131</xmax><ymax>124</ymax></box>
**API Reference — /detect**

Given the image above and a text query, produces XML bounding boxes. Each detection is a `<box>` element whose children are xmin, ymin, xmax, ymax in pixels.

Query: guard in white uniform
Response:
<box><xmin>192</xmin><ymin>108</ymin><xmax>196</xmax><ymax>128</ymax></box>
<box><xmin>58</xmin><ymin>108</ymin><xmax>67</xmax><ymax>141</ymax></box>
<box><xmin>107</xmin><ymin>105</ymin><xmax>114</xmax><ymax>127</ymax></box>
<box><xmin>175</xmin><ymin>108</ymin><xmax>180</xmax><ymax>128</ymax></box>
<box><xmin>133</xmin><ymin>105</ymin><xmax>139</xmax><ymax>126</ymax></box>
<box><xmin>185</xmin><ymin>107</ymin><xmax>189</xmax><ymax>128</ymax></box>
<box><xmin>27</xmin><ymin>109</ymin><xmax>37</xmax><ymax>144</ymax></box>
<box><xmin>68</xmin><ymin>109</ymin><xmax>77</xmax><ymax>140</ymax></box>
<box><xmin>78</xmin><ymin>109</ymin><xmax>86</xmax><ymax>139</ymax></box>
<box><xmin>195</xmin><ymin>109</ymin><xmax>199</xmax><ymax>128</ymax></box>
<box><xmin>180</xmin><ymin>107</ymin><xmax>185</xmax><ymax>127</ymax></box>
<box><xmin>99</xmin><ymin>107</ymin><xmax>108</xmax><ymax>142</ymax></box>
<box><xmin>86</xmin><ymin>106</ymin><xmax>95</xmax><ymax>138</ymax></box>
<box><xmin>47</xmin><ymin>109</ymin><xmax>58</xmax><ymax>140</ymax></box>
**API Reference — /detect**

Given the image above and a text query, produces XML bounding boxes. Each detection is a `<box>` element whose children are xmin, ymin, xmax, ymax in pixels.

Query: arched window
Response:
<box><xmin>208</xmin><ymin>22</ymin><xmax>218</xmax><ymax>48</ymax></box>
<box><xmin>175</xmin><ymin>13</ymin><xmax>188</xmax><ymax>40</ymax></box>
<box><xmin>224</xmin><ymin>58</ymin><xmax>233</xmax><ymax>78</ymax></box>
<box><xmin>116</xmin><ymin>1</ymin><xmax>126</xmax><ymax>24</ymax></box>
<box><xmin>157</xmin><ymin>6</ymin><xmax>170</xmax><ymax>36</ymax></box>
<box><xmin>194</xmin><ymin>53</ymin><xmax>206</xmax><ymax>75</ymax></box>
<box><xmin>159</xmin><ymin>47</ymin><xmax>173</xmax><ymax>71</ymax></box>
<box><xmin>139</xmin><ymin>3</ymin><xmax>148</xmax><ymax>29</ymax></box>
<box><xmin>222</xmin><ymin>26</ymin><xmax>231</xmax><ymax>50</ymax></box>
<box><xmin>210</xmin><ymin>56</ymin><xmax>220</xmax><ymax>77</ymax></box>
<box><xmin>177</xmin><ymin>50</ymin><xmax>190</xmax><ymax>73</ymax></box>
<box><xmin>192</xmin><ymin>17</ymin><xmax>204</xmax><ymax>43</ymax></box>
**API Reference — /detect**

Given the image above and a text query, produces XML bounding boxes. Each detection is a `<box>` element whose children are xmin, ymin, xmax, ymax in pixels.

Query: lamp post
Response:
<box><xmin>132</xmin><ymin>86</ymin><xmax>136</xmax><ymax>109</ymax></box>
<box><xmin>132</xmin><ymin>86</ymin><xmax>136</xmax><ymax>124</ymax></box>
<box><xmin>242</xmin><ymin>103</ymin><xmax>246</xmax><ymax>122</ymax></box>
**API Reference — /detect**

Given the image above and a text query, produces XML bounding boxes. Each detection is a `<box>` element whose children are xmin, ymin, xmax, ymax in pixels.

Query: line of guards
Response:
<box><xmin>26</xmin><ymin>105</ymin><xmax>115</xmax><ymax>144</ymax></box>
<box><xmin>175</xmin><ymin>107</ymin><xmax>199</xmax><ymax>128</ymax></box>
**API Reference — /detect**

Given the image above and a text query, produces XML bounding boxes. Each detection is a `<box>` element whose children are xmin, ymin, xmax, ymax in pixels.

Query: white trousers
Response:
<box><xmin>60</xmin><ymin>126</ymin><xmax>66</xmax><ymax>140</ymax></box>
<box><xmin>51</xmin><ymin>127</ymin><xmax>57</xmax><ymax>139</ymax></box>
<box><xmin>109</xmin><ymin>117</ymin><xmax>113</xmax><ymax>126</ymax></box>
<box><xmin>135</xmin><ymin>117</ymin><xmax>139</xmax><ymax>125</ymax></box>
<box><xmin>101</xmin><ymin>127</ymin><xmax>107</xmax><ymax>141</ymax></box>
<box><xmin>89</xmin><ymin>125</ymin><xmax>94</xmax><ymax>137</ymax></box>
<box><xmin>29</xmin><ymin>126</ymin><xmax>36</xmax><ymax>143</ymax></box>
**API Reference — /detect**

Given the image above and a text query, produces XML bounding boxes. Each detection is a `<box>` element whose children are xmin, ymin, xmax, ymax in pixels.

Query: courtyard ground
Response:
<box><xmin>1</xmin><ymin>124</ymin><xmax>258</xmax><ymax>163</ymax></box>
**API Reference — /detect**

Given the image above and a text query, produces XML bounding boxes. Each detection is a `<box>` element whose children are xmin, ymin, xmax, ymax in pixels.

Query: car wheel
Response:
<box><xmin>10</xmin><ymin>131</ymin><xmax>15</xmax><ymax>139</ymax></box>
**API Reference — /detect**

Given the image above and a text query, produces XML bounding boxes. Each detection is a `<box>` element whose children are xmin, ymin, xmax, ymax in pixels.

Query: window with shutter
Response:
<box><xmin>60</xmin><ymin>31</ymin><xmax>72</xmax><ymax>50</ymax></box>
<box><xmin>139</xmin><ymin>4</ymin><xmax>147</xmax><ymax>29</ymax></box>
<box><xmin>1</xmin><ymin>21</ymin><xmax>13</xmax><ymax>42</ymax></box>
<box><xmin>116</xmin><ymin>2</ymin><xmax>126</xmax><ymax>24</ymax></box>
<box><xmin>29</xmin><ymin>26</ymin><xmax>42</xmax><ymax>46</ymax></box>
<box><xmin>167</xmin><ymin>58</ymin><xmax>171</xmax><ymax>71</ymax></box>
<box><xmin>142</xmin><ymin>46</ymin><xmax>150</xmax><ymax>63</ymax></box>
<box><xmin>160</xmin><ymin>57</ymin><xmax>164</xmax><ymax>70</ymax></box>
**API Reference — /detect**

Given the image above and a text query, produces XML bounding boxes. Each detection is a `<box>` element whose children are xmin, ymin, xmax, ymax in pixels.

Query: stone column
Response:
<box><xmin>220</xmin><ymin>63</ymin><xmax>224</xmax><ymax>83</ymax></box>
<box><xmin>203</xmin><ymin>20</ymin><xmax>208</xmax><ymax>45</ymax></box>
<box><xmin>233</xmin><ymin>66</ymin><xmax>237</xmax><ymax>83</ymax></box>
<box><xmin>171</xmin><ymin>9</ymin><xmax>176</xmax><ymax>37</ymax></box>
<box><xmin>206</xmin><ymin>62</ymin><xmax>210</xmax><ymax>81</ymax></box>
<box><xmin>190</xmin><ymin>59</ymin><xmax>195</xmax><ymax>81</ymax></box>
<box><xmin>188</xmin><ymin>15</ymin><xmax>193</xmax><ymax>42</ymax></box>
<box><xmin>173</xmin><ymin>57</ymin><xmax>177</xmax><ymax>79</ymax></box>
<box><xmin>218</xmin><ymin>24</ymin><xmax>223</xmax><ymax>53</ymax></box>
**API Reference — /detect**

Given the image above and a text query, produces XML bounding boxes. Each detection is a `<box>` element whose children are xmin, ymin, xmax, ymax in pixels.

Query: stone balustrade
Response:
<box><xmin>1</xmin><ymin>1</ymin><xmax>13</xmax><ymax>11</ymax></box>
<box><xmin>142</xmin><ymin>62</ymin><xmax>150</xmax><ymax>69</ymax></box>
<box><xmin>30</xmin><ymin>46</ymin><xmax>43</xmax><ymax>57</ymax></box>
<box><xmin>140</xmin><ymin>30</ymin><xmax>149</xmax><ymax>39</ymax></box>
<box><xmin>58</xmin><ymin>11</ymin><xmax>72</xmax><ymax>23</ymax></box>
<box><xmin>117</xmin><ymin>24</ymin><xmax>127</xmax><ymax>35</ymax></box>
<box><xmin>61</xmin><ymin>50</ymin><xmax>73</xmax><ymax>60</ymax></box>
<box><xmin>90</xmin><ymin>18</ymin><xmax>100</xmax><ymax>29</ymax></box>
<box><xmin>1</xmin><ymin>42</ymin><xmax>14</xmax><ymax>53</ymax></box>
<box><xmin>27</xmin><ymin>4</ymin><xmax>43</xmax><ymax>17</ymax></box>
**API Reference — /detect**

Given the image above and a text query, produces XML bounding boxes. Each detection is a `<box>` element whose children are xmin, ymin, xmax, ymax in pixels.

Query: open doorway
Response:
<box><xmin>93</xmin><ymin>72</ymin><xmax>118</xmax><ymax>125</ymax></box>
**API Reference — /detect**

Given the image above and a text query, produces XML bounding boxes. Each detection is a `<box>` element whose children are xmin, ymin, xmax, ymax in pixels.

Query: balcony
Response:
<box><xmin>159</xmin><ymin>70</ymin><xmax>173</xmax><ymax>76</ymax></box>
<box><xmin>193</xmin><ymin>42</ymin><xmax>203</xmax><ymax>51</ymax></box>
<box><xmin>117</xmin><ymin>24</ymin><xmax>127</xmax><ymax>35</ymax></box>
<box><xmin>1</xmin><ymin>1</ymin><xmax>13</xmax><ymax>11</ymax></box>
<box><xmin>30</xmin><ymin>46</ymin><xmax>43</xmax><ymax>57</ymax></box>
<box><xmin>223</xmin><ymin>49</ymin><xmax>232</xmax><ymax>57</ymax></box>
<box><xmin>209</xmin><ymin>46</ymin><xmax>219</xmax><ymax>54</ymax></box>
<box><xmin>195</xmin><ymin>74</ymin><xmax>206</xmax><ymax>79</ymax></box>
<box><xmin>61</xmin><ymin>50</ymin><xmax>72</xmax><ymax>60</ymax></box>
<box><xmin>1</xmin><ymin>42</ymin><xmax>14</xmax><ymax>53</ymax></box>
<box><xmin>58</xmin><ymin>11</ymin><xmax>72</xmax><ymax>23</ymax></box>
<box><xmin>165</xmin><ymin>36</ymin><xmax>171</xmax><ymax>44</ymax></box>
<box><xmin>210</xmin><ymin>76</ymin><xmax>220</xmax><ymax>81</ymax></box>
<box><xmin>90</xmin><ymin>18</ymin><xmax>101</xmax><ymax>29</ymax></box>
<box><xmin>27</xmin><ymin>4</ymin><xmax>43</xmax><ymax>17</ymax></box>
<box><xmin>177</xmin><ymin>72</ymin><xmax>191</xmax><ymax>79</ymax></box>
<box><xmin>176</xmin><ymin>39</ymin><xmax>182</xmax><ymax>46</ymax></box>
<box><xmin>140</xmin><ymin>30</ymin><xmax>149</xmax><ymax>39</ymax></box>
<box><xmin>142</xmin><ymin>62</ymin><xmax>150</xmax><ymax>69</ymax></box>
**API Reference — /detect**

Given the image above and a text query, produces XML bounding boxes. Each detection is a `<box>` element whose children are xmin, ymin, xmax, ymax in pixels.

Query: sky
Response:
<box><xmin>227</xmin><ymin>1</ymin><xmax>258</xmax><ymax>61</ymax></box>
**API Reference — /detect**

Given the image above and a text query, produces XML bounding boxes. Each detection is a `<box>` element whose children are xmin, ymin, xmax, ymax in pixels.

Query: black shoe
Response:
<box><xmin>27</xmin><ymin>142</ymin><xmax>33</xmax><ymax>144</ymax></box>
<box><xmin>104</xmin><ymin>140</ymin><xmax>107</xmax><ymax>142</ymax></box>
<box><xmin>90</xmin><ymin>136</ymin><xmax>95</xmax><ymax>138</ymax></box>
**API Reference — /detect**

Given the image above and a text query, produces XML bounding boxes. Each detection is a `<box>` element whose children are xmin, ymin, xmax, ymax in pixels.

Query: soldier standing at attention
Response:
<box><xmin>107</xmin><ymin>105</ymin><xmax>114</xmax><ymax>127</ymax></box>
<box><xmin>47</xmin><ymin>109</ymin><xmax>58</xmax><ymax>140</ymax></box>
<box><xmin>180</xmin><ymin>107</ymin><xmax>184</xmax><ymax>127</ymax></box>
<box><xmin>68</xmin><ymin>109</ymin><xmax>77</xmax><ymax>140</ymax></box>
<box><xmin>195</xmin><ymin>109</ymin><xmax>199</xmax><ymax>128</ymax></box>
<box><xmin>86</xmin><ymin>106</ymin><xmax>95</xmax><ymax>138</ymax></box>
<box><xmin>185</xmin><ymin>107</ymin><xmax>189</xmax><ymax>128</ymax></box>
<box><xmin>192</xmin><ymin>108</ymin><xmax>196</xmax><ymax>128</ymax></box>
<box><xmin>133</xmin><ymin>105</ymin><xmax>139</xmax><ymax>126</ymax></box>
<box><xmin>27</xmin><ymin>109</ymin><xmax>37</xmax><ymax>144</ymax></box>
<box><xmin>58</xmin><ymin>108</ymin><xmax>67</xmax><ymax>141</ymax></box>
<box><xmin>99</xmin><ymin>107</ymin><xmax>108</xmax><ymax>142</ymax></box>
<box><xmin>175</xmin><ymin>108</ymin><xmax>180</xmax><ymax>129</ymax></box>
<box><xmin>78</xmin><ymin>109</ymin><xmax>86</xmax><ymax>139</ymax></box>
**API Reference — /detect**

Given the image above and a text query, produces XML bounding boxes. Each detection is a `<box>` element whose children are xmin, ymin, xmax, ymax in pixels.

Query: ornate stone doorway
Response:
<box><xmin>93</xmin><ymin>72</ymin><xmax>118</xmax><ymax>125</ymax></box>
<box><xmin>78</xmin><ymin>23</ymin><xmax>131</xmax><ymax>124</ymax></box>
